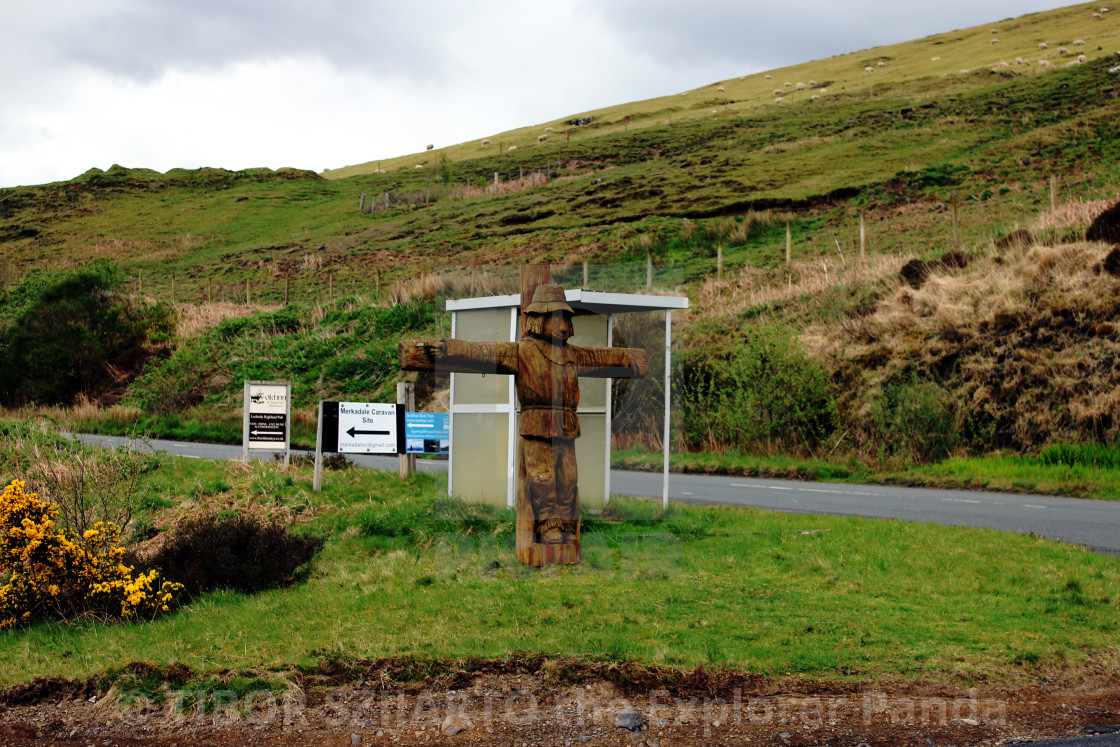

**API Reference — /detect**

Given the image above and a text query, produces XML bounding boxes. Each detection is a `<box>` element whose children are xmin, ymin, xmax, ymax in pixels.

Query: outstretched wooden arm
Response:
<box><xmin>399</xmin><ymin>338</ymin><xmax>519</xmax><ymax>375</ymax></box>
<box><xmin>573</xmin><ymin>345</ymin><xmax>648</xmax><ymax>379</ymax></box>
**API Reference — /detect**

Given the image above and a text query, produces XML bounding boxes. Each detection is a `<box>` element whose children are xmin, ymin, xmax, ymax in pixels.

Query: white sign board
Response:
<box><xmin>243</xmin><ymin>381</ymin><xmax>291</xmax><ymax>463</ymax></box>
<box><xmin>336</xmin><ymin>402</ymin><xmax>399</xmax><ymax>454</ymax></box>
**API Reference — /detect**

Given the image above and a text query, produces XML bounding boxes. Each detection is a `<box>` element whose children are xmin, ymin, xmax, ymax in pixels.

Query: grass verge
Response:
<box><xmin>2</xmin><ymin>455</ymin><xmax>1118</xmax><ymax>687</ymax></box>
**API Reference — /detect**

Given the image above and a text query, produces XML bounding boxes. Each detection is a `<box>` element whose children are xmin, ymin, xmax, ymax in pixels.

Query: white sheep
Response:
<box><xmin>959</xmin><ymin>68</ymin><xmax>971</xmax><ymax>75</ymax></box>
<box><xmin>717</xmin><ymin>85</ymin><xmax>726</xmax><ymax>91</ymax></box>
<box><xmin>508</xmin><ymin>145</ymin><xmax>517</xmax><ymax>151</ymax></box>
<box><xmin>544</xmin><ymin>127</ymin><xmax>554</xmax><ymax>132</ymax></box>
<box><xmin>765</xmin><ymin>74</ymin><xmax>773</xmax><ymax>79</ymax></box>
<box><xmin>1039</xmin><ymin>59</ymin><xmax>1052</xmax><ymax>67</ymax></box>
<box><xmin>774</xmin><ymin>89</ymin><xmax>783</xmax><ymax>96</ymax></box>
<box><xmin>865</xmin><ymin>66</ymin><xmax>874</xmax><ymax>73</ymax></box>
<box><xmin>1079</xmin><ymin>53</ymin><xmax>1088</xmax><ymax>62</ymax></box>
<box><xmin>1039</xmin><ymin>42</ymin><xmax>1049</xmax><ymax>49</ymax></box>
<box><xmin>1015</xmin><ymin>56</ymin><xmax>1026</xmax><ymax>65</ymax></box>
<box><xmin>537</xmin><ymin>134</ymin><xmax>548</xmax><ymax>142</ymax></box>
<box><xmin>775</xmin><ymin>97</ymin><xmax>783</xmax><ymax>104</ymax></box>
<box><xmin>932</xmin><ymin>56</ymin><xmax>942</xmax><ymax>61</ymax></box>
<box><xmin>796</xmin><ymin>82</ymin><xmax>807</xmax><ymax>90</ymax></box>
<box><xmin>784</xmin><ymin>81</ymin><xmax>793</xmax><ymax>87</ymax></box>
<box><xmin>819</xmin><ymin>88</ymin><xmax>827</xmax><ymax>94</ymax></box>
<box><xmin>1102</xmin><ymin>7</ymin><xmax>1111</xmax><ymax>12</ymax></box>
<box><xmin>414</xmin><ymin>164</ymin><xmax>424</xmax><ymax>169</ymax></box>
<box><xmin>1074</xmin><ymin>39</ymin><xmax>1086</xmax><ymax>45</ymax></box>
<box><xmin>990</xmin><ymin>38</ymin><xmax>999</xmax><ymax>45</ymax></box>
<box><xmin>425</xmin><ymin>144</ymin><xmax>433</xmax><ymax>151</ymax></box>
<box><xmin>990</xmin><ymin>28</ymin><xmax>999</xmax><ymax>34</ymax></box>
<box><xmin>481</xmin><ymin>139</ymin><xmax>492</xmax><ymax>146</ymax></box>
<box><xmin>1059</xmin><ymin>46</ymin><xmax>1070</xmax><ymax>55</ymax></box>
<box><xmin>877</xmin><ymin>61</ymin><xmax>887</xmax><ymax>67</ymax></box>
<box><xmin>1093</xmin><ymin>11</ymin><xmax>1102</xmax><ymax>17</ymax></box>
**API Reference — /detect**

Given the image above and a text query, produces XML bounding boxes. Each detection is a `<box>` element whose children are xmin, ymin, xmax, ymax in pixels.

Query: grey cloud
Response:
<box><xmin>16</xmin><ymin>0</ymin><xmax>456</xmax><ymax>83</ymax></box>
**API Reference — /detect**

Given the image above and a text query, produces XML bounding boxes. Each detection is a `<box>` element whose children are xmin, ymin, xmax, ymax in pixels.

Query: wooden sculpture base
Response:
<box><xmin>515</xmin><ymin>493</ymin><xmax>581</xmax><ymax>567</ymax></box>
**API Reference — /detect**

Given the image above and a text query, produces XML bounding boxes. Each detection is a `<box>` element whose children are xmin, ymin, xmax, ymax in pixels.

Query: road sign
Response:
<box><xmin>320</xmin><ymin>401</ymin><xmax>403</xmax><ymax>454</ymax></box>
<box><xmin>404</xmin><ymin>412</ymin><xmax>449</xmax><ymax>454</ymax></box>
<box><xmin>243</xmin><ymin>381</ymin><xmax>291</xmax><ymax>463</ymax></box>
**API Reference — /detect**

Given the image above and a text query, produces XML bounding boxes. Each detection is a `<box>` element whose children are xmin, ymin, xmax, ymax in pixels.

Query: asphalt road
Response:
<box><xmin>72</xmin><ymin>433</ymin><xmax>1120</xmax><ymax>557</ymax></box>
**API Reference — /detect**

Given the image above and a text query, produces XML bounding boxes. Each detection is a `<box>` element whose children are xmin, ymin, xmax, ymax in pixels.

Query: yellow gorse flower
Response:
<box><xmin>0</xmin><ymin>479</ymin><xmax>183</xmax><ymax>628</ymax></box>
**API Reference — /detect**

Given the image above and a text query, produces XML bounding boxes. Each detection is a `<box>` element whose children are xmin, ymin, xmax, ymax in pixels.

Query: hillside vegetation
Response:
<box><xmin>1</xmin><ymin>1</ymin><xmax>1120</xmax><ymax>473</ymax></box>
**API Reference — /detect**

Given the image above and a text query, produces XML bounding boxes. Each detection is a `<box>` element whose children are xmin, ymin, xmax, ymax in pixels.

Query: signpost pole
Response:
<box><xmin>242</xmin><ymin>380</ymin><xmax>250</xmax><ymax>463</ymax></box>
<box><xmin>397</xmin><ymin>383</ymin><xmax>416</xmax><ymax>479</ymax></box>
<box><xmin>313</xmin><ymin>400</ymin><xmax>324</xmax><ymax>492</ymax></box>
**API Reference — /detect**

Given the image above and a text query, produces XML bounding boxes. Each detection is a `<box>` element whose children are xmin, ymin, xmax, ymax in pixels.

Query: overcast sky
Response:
<box><xmin>0</xmin><ymin>0</ymin><xmax>1071</xmax><ymax>188</ymax></box>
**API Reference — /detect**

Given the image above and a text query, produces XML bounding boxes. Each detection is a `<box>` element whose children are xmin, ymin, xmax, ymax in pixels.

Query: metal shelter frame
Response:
<box><xmin>445</xmin><ymin>288</ymin><xmax>688</xmax><ymax>510</ymax></box>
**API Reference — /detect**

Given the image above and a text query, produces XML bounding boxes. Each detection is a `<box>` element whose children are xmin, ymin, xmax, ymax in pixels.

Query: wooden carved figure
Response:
<box><xmin>400</xmin><ymin>284</ymin><xmax>647</xmax><ymax>566</ymax></box>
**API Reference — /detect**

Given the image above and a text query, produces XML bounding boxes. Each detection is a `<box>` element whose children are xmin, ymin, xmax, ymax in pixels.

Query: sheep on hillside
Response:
<box><xmin>1074</xmin><ymin>39</ymin><xmax>1086</xmax><ymax>45</ymax></box>
<box><xmin>481</xmin><ymin>138</ymin><xmax>492</xmax><ymax>146</ymax></box>
<box><xmin>537</xmin><ymin>134</ymin><xmax>548</xmax><ymax>142</ymax></box>
<box><xmin>1079</xmin><ymin>53</ymin><xmax>1088</xmax><ymax>62</ymax></box>
<box><xmin>932</xmin><ymin>56</ymin><xmax>942</xmax><ymax>61</ymax></box>
<box><xmin>426</xmin><ymin>144</ymin><xmax>434</xmax><ymax>151</ymax></box>
<box><xmin>1039</xmin><ymin>42</ymin><xmax>1049</xmax><ymax>49</ymax></box>
<box><xmin>959</xmin><ymin>68</ymin><xmax>971</xmax><ymax>75</ymax></box>
<box><xmin>775</xmin><ymin>97</ymin><xmax>783</xmax><ymax>104</ymax></box>
<box><xmin>1015</xmin><ymin>56</ymin><xmax>1027</xmax><ymax>65</ymax></box>
<box><xmin>784</xmin><ymin>81</ymin><xmax>793</xmax><ymax>87</ymax></box>
<box><xmin>1093</xmin><ymin>12</ymin><xmax>1102</xmax><ymax>17</ymax></box>
<box><xmin>865</xmin><ymin>66</ymin><xmax>874</xmax><ymax>73</ymax></box>
<box><xmin>796</xmin><ymin>82</ymin><xmax>807</xmax><ymax>90</ymax></box>
<box><xmin>877</xmin><ymin>60</ymin><xmax>887</xmax><ymax>67</ymax></box>
<box><xmin>508</xmin><ymin>145</ymin><xmax>517</xmax><ymax>151</ymax></box>
<box><xmin>1059</xmin><ymin>46</ymin><xmax>1070</xmax><ymax>55</ymax></box>
<box><xmin>1039</xmin><ymin>59</ymin><xmax>1052</xmax><ymax>67</ymax></box>
<box><xmin>991</xmin><ymin>39</ymin><xmax>1000</xmax><ymax>45</ymax></box>
<box><xmin>774</xmin><ymin>89</ymin><xmax>783</xmax><ymax>95</ymax></box>
<box><xmin>765</xmin><ymin>74</ymin><xmax>773</xmax><ymax>79</ymax></box>
<box><xmin>819</xmin><ymin>88</ymin><xmax>828</xmax><ymax>94</ymax></box>
<box><xmin>990</xmin><ymin>28</ymin><xmax>999</xmax><ymax>34</ymax></box>
<box><xmin>717</xmin><ymin>85</ymin><xmax>726</xmax><ymax>91</ymax></box>
<box><xmin>808</xmin><ymin>79</ymin><xmax>818</xmax><ymax>87</ymax></box>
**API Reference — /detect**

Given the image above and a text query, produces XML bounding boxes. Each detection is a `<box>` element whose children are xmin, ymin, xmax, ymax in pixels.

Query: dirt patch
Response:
<box><xmin>2</xmin><ymin>660</ymin><xmax>1119</xmax><ymax>746</ymax></box>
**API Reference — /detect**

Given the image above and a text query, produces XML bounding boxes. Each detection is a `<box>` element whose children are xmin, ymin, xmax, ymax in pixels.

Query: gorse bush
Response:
<box><xmin>869</xmin><ymin>377</ymin><xmax>961</xmax><ymax>464</ymax></box>
<box><xmin>0</xmin><ymin>263</ymin><xmax>173</xmax><ymax>406</ymax></box>
<box><xmin>131</xmin><ymin>514</ymin><xmax>324</xmax><ymax>600</ymax></box>
<box><xmin>681</xmin><ymin>325</ymin><xmax>837</xmax><ymax>454</ymax></box>
<box><xmin>0</xmin><ymin>479</ymin><xmax>182</xmax><ymax>629</ymax></box>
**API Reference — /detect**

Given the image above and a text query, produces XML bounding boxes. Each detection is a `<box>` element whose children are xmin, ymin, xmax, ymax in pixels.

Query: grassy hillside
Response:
<box><xmin>1</xmin><ymin>1</ymin><xmax>1119</xmax><ymax>471</ymax></box>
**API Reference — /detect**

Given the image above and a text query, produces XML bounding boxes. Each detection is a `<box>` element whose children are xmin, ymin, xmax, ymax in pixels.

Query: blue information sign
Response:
<box><xmin>403</xmin><ymin>412</ymin><xmax>450</xmax><ymax>454</ymax></box>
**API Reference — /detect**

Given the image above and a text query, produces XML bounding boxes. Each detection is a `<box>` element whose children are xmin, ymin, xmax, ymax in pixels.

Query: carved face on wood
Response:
<box><xmin>526</xmin><ymin>311</ymin><xmax>574</xmax><ymax>343</ymax></box>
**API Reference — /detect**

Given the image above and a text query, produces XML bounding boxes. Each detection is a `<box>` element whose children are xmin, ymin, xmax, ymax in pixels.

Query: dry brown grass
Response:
<box><xmin>386</xmin><ymin>269</ymin><xmax>517</xmax><ymax>305</ymax></box>
<box><xmin>174</xmin><ymin>302</ymin><xmax>281</xmax><ymax>338</ymax></box>
<box><xmin>459</xmin><ymin>171</ymin><xmax>553</xmax><ymax>198</ymax></box>
<box><xmin>808</xmin><ymin>234</ymin><xmax>1120</xmax><ymax>447</ymax></box>
<box><xmin>694</xmin><ymin>253</ymin><xmax>914</xmax><ymax>321</ymax></box>
<box><xmin>1029</xmin><ymin>193</ymin><xmax>1120</xmax><ymax>237</ymax></box>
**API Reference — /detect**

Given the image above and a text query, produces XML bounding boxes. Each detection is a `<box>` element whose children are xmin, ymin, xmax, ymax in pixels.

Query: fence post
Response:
<box><xmin>359</xmin><ymin>194</ymin><xmax>365</xmax><ymax>211</ymax></box>
<box><xmin>859</xmin><ymin>211</ymin><xmax>866</xmax><ymax>258</ymax></box>
<box><xmin>786</xmin><ymin>221</ymin><xmax>792</xmax><ymax>265</ymax></box>
<box><xmin>951</xmin><ymin>193</ymin><xmax>961</xmax><ymax>248</ymax></box>
<box><xmin>717</xmin><ymin>244</ymin><xmax>723</xmax><ymax>280</ymax></box>
<box><xmin>398</xmin><ymin>382</ymin><xmax>415</xmax><ymax>479</ymax></box>
<box><xmin>647</xmin><ymin>253</ymin><xmax>653</xmax><ymax>289</ymax></box>
<box><xmin>583</xmin><ymin>260</ymin><xmax>589</xmax><ymax>287</ymax></box>
<box><xmin>246</xmin><ymin>279</ymin><xmax>251</xmax><ymax>306</ymax></box>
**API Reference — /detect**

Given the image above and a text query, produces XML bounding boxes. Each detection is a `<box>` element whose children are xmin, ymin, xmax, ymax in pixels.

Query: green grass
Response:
<box><xmin>2</xmin><ymin>456</ymin><xmax>1119</xmax><ymax>687</ymax></box>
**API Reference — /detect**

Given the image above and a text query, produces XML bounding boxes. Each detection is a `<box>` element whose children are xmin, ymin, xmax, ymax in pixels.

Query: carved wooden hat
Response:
<box><xmin>524</xmin><ymin>284</ymin><xmax>574</xmax><ymax>315</ymax></box>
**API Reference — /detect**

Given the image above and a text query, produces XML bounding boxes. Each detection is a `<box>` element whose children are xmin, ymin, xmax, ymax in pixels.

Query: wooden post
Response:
<box><xmin>951</xmin><ymin>193</ymin><xmax>961</xmax><ymax>248</ymax></box>
<box><xmin>246</xmin><ymin>279</ymin><xmax>251</xmax><ymax>305</ymax></box>
<box><xmin>1050</xmin><ymin>175</ymin><xmax>1057</xmax><ymax>212</ymax></box>
<box><xmin>647</xmin><ymin>252</ymin><xmax>653</xmax><ymax>289</ymax></box>
<box><xmin>582</xmin><ymin>260</ymin><xmax>589</xmax><ymax>288</ymax></box>
<box><xmin>328</xmin><ymin>273</ymin><xmax>333</xmax><ymax>300</ymax></box>
<box><xmin>786</xmin><ymin>221</ymin><xmax>792</xmax><ymax>265</ymax></box>
<box><xmin>493</xmin><ymin>171</ymin><xmax>499</xmax><ymax>192</ymax></box>
<box><xmin>859</xmin><ymin>211</ymin><xmax>867</xmax><ymax>258</ymax></box>
<box><xmin>170</xmin><ymin>274</ymin><xmax>175</xmax><ymax>304</ymax></box>
<box><xmin>313</xmin><ymin>400</ymin><xmax>324</xmax><ymax>492</ymax></box>
<box><xmin>519</xmin><ymin>264</ymin><xmax>551</xmax><ymax>333</ymax></box>
<box><xmin>398</xmin><ymin>382</ymin><xmax>416</xmax><ymax>479</ymax></box>
<box><xmin>359</xmin><ymin>194</ymin><xmax>365</xmax><ymax>211</ymax></box>
<box><xmin>717</xmin><ymin>244</ymin><xmax>723</xmax><ymax>280</ymax></box>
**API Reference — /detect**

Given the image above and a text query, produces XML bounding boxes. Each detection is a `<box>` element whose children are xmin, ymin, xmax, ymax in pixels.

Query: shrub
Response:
<box><xmin>0</xmin><ymin>479</ymin><xmax>182</xmax><ymax>629</ymax></box>
<box><xmin>0</xmin><ymin>419</ymin><xmax>156</xmax><ymax>537</ymax></box>
<box><xmin>0</xmin><ymin>263</ymin><xmax>173</xmax><ymax>406</ymax></box>
<box><xmin>132</xmin><ymin>514</ymin><xmax>324</xmax><ymax>599</ymax></box>
<box><xmin>680</xmin><ymin>325</ymin><xmax>837</xmax><ymax>454</ymax></box>
<box><xmin>870</xmin><ymin>377</ymin><xmax>961</xmax><ymax>463</ymax></box>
